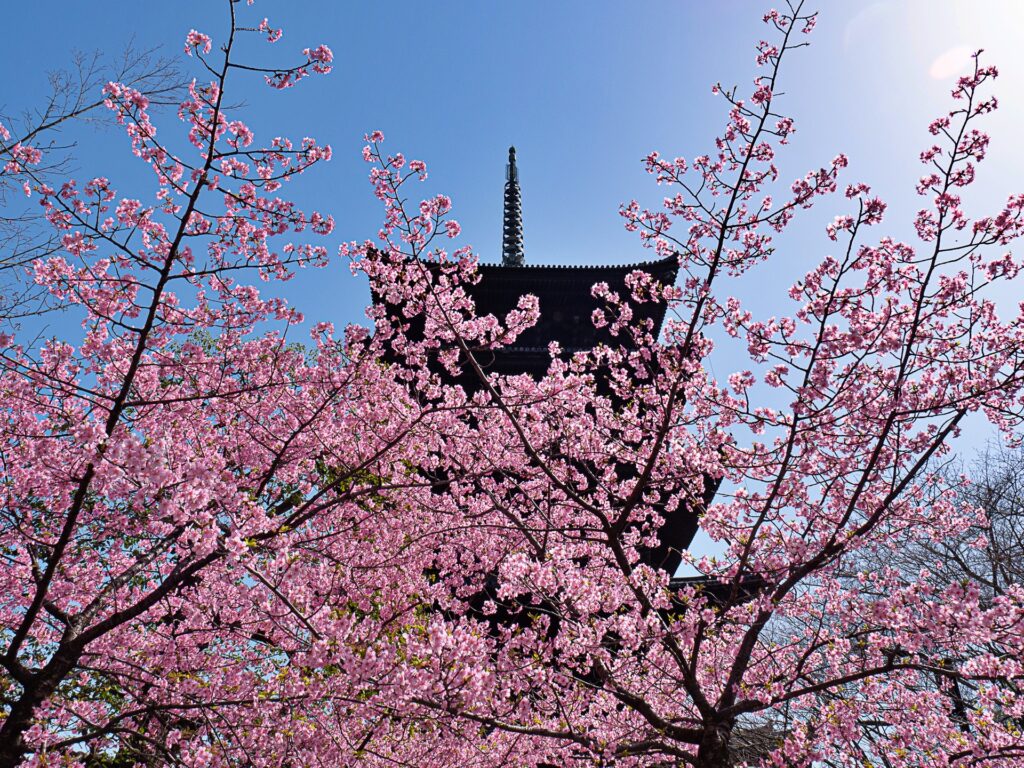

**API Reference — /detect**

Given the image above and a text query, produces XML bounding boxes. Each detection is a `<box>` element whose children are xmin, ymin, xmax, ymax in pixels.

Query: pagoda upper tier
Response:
<box><xmin>465</xmin><ymin>255</ymin><xmax>679</xmax><ymax>379</ymax></box>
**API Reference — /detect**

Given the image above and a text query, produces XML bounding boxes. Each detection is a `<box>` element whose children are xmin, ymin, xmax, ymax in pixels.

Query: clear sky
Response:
<box><xmin>4</xmin><ymin>1</ymin><xmax>1023</xmax><ymax>322</ymax></box>
<box><xmin>3</xmin><ymin>2</ymin><xmax>1023</xmax><ymax>465</ymax></box>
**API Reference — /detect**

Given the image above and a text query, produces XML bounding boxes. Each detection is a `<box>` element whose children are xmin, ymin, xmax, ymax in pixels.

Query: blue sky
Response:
<box><xmin>4</xmin><ymin>1</ymin><xmax>1024</xmax><ymax>442</ymax></box>
<box><xmin>5</xmin><ymin>2</ymin><xmax>1021</xmax><ymax>320</ymax></box>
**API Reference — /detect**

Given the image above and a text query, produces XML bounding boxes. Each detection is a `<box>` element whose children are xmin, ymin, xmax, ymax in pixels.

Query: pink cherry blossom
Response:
<box><xmin>184</xmin><ymin>29</ymin><xmax>212</xmax><ymax>55</ymax></box>
<box><xmin>3</xmin><ymin>3</ymin><xmax>1024</xmax><ymax>768</ymax></box>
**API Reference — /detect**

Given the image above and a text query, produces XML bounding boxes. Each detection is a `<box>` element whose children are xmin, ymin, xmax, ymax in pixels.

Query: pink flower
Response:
<box><xmin>184</xmin><ymin>29</ymin><xmax>213</xmax><ymax>56</ymax></box>
<box><xmin>3</xmin><ymin>143</ymin><xmax>42</xmax><ymax>173</ymax></box>
<box><xmin>61</xmin><ymin>231</ymin><xmax>97</xmax><ymax>257</ymax></box>
<box><xmin>409</xmin><ymin>159</ymin><xmax>428</xmax><ymax>179</ymax></box>
<box><xmin>258</xmin><ymin>17</ymin><xmax>283</xmax><ymax>43</ymax></box>
<box><xmin>751</xmin><ymin>80</ymin><xmax>773</xmax><ymax>105</ymax></box>
<box><xmin>303</xmin><ymin>44</ymin><xmax>333</xmax><ymax>74</ymax></box>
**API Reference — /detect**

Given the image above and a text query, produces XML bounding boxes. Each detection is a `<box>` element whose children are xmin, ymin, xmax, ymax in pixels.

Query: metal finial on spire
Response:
<box><xmin>502</xmin><ymin>146</ymin><xmax>524</xmax><ymax>267</ymax></box>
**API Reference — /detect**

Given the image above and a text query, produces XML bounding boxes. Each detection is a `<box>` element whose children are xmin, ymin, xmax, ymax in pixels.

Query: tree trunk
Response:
<box><xmin>0</xmin><ymin>651</ymin><xmax>79</xmax><ymax>768</ymax></box>
<box><xmin>695</xmin><ymin>722</ymin><xmax>734</xmax><ymax>768</ymax></box>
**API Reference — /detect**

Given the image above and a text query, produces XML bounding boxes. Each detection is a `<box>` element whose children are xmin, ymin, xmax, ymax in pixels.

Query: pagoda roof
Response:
<box><xmin>476</xmin><ymin>254</ymin><xmax>679</xmax><ymax>274</ymax></box>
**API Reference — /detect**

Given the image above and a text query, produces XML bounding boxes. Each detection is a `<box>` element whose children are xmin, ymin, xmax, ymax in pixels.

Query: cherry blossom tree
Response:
<box><xmin>0</xmin><ymin>4</ymin><xmax>440</xmax><ymax>765</ymax></box>
<box><xmin>342</xmin><ymin>2</ymin><xmax>1024</xmax><ymax>766</ymax></box>
<box><xmin>0</xmin><ymin>44</ymin><xmax>182</xmax><ymax>326</ymax></box>
<box><xmin>3</xmin><ymin>1</ymin><xmax>1024</xmax><ymax>767</ymax></box>
<box><xmin>827</xmin><ymin>444</ymin><xmax>1024</xmax><ymax>767</ymax></box>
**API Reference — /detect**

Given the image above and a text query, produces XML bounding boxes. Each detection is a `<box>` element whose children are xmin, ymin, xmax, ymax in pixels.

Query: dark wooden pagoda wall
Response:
<box><xmin>468</xmin><ymin>256</ymin><xmax>678</xmax><ymax>378</ymax></box>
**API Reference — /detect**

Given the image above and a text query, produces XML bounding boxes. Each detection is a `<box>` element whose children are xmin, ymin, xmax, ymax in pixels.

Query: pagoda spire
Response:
<box><xmin>501</xmin><ymin>146</ymin><xmax>524</xmax><ymax>267</ymax></box>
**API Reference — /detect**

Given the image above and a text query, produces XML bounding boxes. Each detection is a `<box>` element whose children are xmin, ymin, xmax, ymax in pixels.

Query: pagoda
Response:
<box><xmin>456</xmin><ymin>147</ymin><xmax>706</xmax><ymax>572</ymax></box>
<box><xmin>463</xmin><ymin>147</ymin><xmax>679</xmax><ymax>380</ymax></box>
